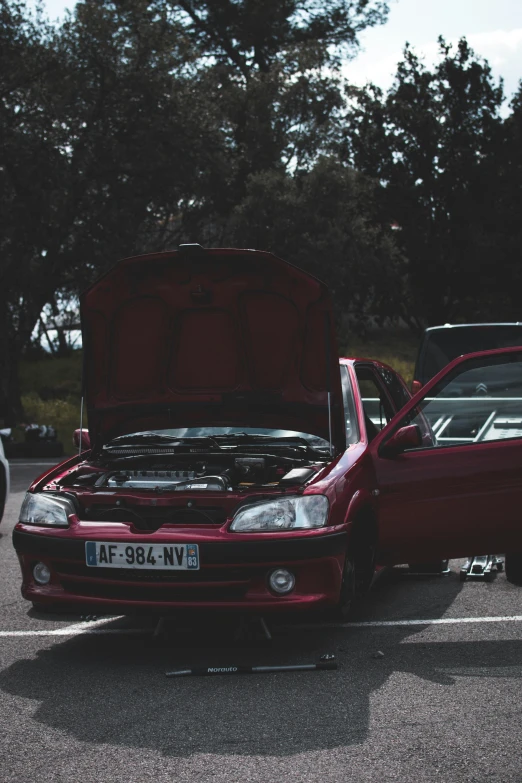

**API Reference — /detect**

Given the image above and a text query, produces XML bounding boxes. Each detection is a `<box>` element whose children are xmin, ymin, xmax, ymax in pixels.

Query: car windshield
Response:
<box><xmin>420</xmin><ymin>326</ymin><xmax>522</xmax><ymax>384</ymax></box>
<box><xmin>108</xmin><ymin>427</ymin><xmax>331</xmax><ymax>451</ymax></box>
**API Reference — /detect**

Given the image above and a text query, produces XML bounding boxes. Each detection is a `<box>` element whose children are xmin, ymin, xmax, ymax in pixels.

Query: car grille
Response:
<box><xmin>80</xmin><ymin>504</ymin><xmax>227</xmax><ymax>530</ymax></box>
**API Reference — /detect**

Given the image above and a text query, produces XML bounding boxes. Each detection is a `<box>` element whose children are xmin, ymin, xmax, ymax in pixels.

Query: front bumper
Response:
<box><xmin>13</xmin><ymin>528</ymin><xmax>348</xmax><ymax>614</ymax></box>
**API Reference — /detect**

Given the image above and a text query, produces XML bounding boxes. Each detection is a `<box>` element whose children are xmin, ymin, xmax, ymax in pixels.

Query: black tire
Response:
<box><xmin>0</xmin><ymin>465</ymin><xmax>5</xmax><ymax>522</ymax></box>
<box><xmin>352</xmin><ymin>514</ymin><xmax>378</xmax><ymax>596</ymax></box>
<box><xmin>505</xmin><ymin>553</ymin><xmax>522</xmax><ymax>586</ymax></box>
<box><xmin>332</xmin><ymin>552</ymin><xmax>356</xmax><ymax>621</ymax></box>
<box><xmin>331</xmin><ymin>517</ymin><xmax>377</xmax><ymax>620</ymax></box>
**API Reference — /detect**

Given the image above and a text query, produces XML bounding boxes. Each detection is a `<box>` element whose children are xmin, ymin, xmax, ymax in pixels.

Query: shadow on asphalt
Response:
<box><xmin>3</xmin><ymin>568</ymin><xmax>509</xmax><ymax>757</ymax></box>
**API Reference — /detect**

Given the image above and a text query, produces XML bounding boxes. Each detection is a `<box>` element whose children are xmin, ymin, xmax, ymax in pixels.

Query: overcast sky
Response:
<box><xmin>33</xmin><ymin>0</ymin><xmax>522</xmax><ymax>101</ymax></box>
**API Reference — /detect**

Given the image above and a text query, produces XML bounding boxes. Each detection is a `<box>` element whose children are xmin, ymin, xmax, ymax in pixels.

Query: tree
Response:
<box><xmin>0</xmin><ymin>0</ymin><xmax>225</xmax><ymax>423</ymax></box>
<box><xmin>167</xmin><ymin>0</ymin><xmax>391</xmax><ymax>236</ymax></box>
<box><xmin>344</xmin><ymin>37</ymin><xmax>506</xmax><ymax>327</ymax></box>
<box><xmin>0</xmin><ymin>0</ymin><xmax>392</xmax><ymax>423</ymax></box>
<box><xmin>490</xmin><ymin>83</ymin><xmax>522</xmax><ymax>317</ymax></box>
<box><xmin>226</xmin><ymin>157</ymin><xmax>404</xmax><ymax>326</ymax></box>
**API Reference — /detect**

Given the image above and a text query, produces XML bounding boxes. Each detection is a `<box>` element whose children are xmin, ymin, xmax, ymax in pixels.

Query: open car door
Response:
<box><xmin>370</xmin><ymin>346</ymin><xmax>522</xmax><ymax>565</ymax></box>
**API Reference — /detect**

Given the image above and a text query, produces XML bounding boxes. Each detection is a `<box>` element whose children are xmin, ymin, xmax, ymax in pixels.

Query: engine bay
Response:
<box><xmin>57</xmin><ymin>452</ymin><xmax>325</xmax><ymax>493</ymax></box>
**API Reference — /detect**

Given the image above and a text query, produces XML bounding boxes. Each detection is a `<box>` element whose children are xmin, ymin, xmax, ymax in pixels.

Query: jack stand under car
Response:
<box><xmin>459</xmin><ymin>555</ymin><xmax>504</xmax><ymax>582</ymax></box>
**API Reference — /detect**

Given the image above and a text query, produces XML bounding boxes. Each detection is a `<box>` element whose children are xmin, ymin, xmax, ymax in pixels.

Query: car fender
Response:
<box><xmin>29</xmin><ymin>453</ymin><xmax>88</xmax><ymax>492</ymax></box>
<box><xmin>343</xmin><ymin>488</ymin><xmax>377</xmax><ymax>532</ymax></box>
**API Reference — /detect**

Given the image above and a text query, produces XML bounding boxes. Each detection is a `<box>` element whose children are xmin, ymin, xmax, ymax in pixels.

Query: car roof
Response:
<box><xmin>425</xmin><ymin>322</ymin><xmax>522</xmax><ymax>332</ymax></box>
<box><xmin>339</xmin><ymin>357</ymin><xmax>397</xmax><ymax>373</ymax></box>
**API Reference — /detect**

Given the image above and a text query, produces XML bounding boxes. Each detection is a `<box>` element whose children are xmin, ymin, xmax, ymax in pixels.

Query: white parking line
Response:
<box><xmin>1</xmin><ymin>615</ymin><xmax>522</xmax><ymax>637</ymax></box>
<box><xmin>0</xmin><ymin>628</ymin><xmax>147</xmax><ymax>637</ymax></box>
<box><xmin>292</xmin><ymin>615</ymin><xmax>522</xmax><ymax>630</ymax></box>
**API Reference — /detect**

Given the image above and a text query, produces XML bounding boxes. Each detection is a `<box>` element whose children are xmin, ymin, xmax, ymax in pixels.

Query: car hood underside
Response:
<box><xmin>80</xmin><ymin>247</ymin><xmax>345</xmax><ymax>452</ymax></box>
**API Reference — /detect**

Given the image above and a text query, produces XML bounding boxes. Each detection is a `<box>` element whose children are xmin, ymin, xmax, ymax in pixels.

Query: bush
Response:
<box><xmin>339</xmin><ymin>328</ymin><xmax>418</xmax><ymax>386</ymax></box>
<box><xmin>19</xmin><ymin>393</ymin><xmax>84</xmax><ymax>455</ymax></box>
<box><xmin>19</xmin><ymin>353</ymin><xmax>83</xmax><ymax>399</ymax></box>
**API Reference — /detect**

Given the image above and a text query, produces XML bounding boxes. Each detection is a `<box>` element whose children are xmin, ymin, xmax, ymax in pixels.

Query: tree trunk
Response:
<box><xmin>0</xmin><ymin>303</ymin><xmax>25</xmax><ymax>427</ymax></box>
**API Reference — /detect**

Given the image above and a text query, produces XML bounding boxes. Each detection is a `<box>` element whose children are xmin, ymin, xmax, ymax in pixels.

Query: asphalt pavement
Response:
<box><xmin>1</xmin><ymin>460</ymin><xmax>522</xmax><ymax>782</ymax></box>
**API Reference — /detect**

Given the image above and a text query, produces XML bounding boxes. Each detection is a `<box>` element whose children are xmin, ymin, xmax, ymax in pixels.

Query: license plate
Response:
<box><xmin>85</xmin><ymin>541</ymin><xmax>199</xmax><ymax>570</ymax></box>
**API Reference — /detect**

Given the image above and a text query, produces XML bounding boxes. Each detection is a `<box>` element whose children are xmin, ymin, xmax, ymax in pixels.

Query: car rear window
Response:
<box><xmin>419</xmin><ymin>326</ymin><xmax>522</xmax><ymax>384</ymax></box>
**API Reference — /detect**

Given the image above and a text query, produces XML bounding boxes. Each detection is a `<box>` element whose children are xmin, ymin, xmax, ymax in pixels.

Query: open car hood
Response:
<box><xmin>81</xmin><ymin>247</ymin><xmax>345</xmax><ymax>452</ymax></box>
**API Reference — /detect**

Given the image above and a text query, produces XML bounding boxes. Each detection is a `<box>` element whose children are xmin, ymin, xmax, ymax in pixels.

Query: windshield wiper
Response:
<box><xmin>212</xmin><ymin>433</ymin><xmax>331</xmax><ymax>454</ymax></box>
<box><xmin>105</xmin><ymin>432</ymin><xmax>181</xmax><ymax>446</ymax></box>
<box><xmin>105</xmin><ymin>433</ymin><xmax>222</xmax><ymax>448</ymax></box>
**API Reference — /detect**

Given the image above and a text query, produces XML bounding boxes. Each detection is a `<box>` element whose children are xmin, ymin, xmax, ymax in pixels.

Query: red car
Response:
<box><xmin>12</xmin><ymin>247</ymin><xmax>522</xmax><ymax>616</ymax></box>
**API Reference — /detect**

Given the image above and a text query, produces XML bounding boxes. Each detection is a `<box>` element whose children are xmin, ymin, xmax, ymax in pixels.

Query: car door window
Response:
<box><xmin>355</xmin><ymin>365</ymin><xmax>395</xmax><ymax>441</ymax></box>
<box><xmin>377</xmin><ymin>366</ymin><xmax>411</xmax><ymax>411</ymax></box>
<box><xmin>340</xmin><ymin>365</ymin><xmax>359</xmax><ymax>445</ymax></box>
<box><xmin>388</xmin><ymin>352</ymin><xmax>522</xmax><ymax>450</ymax></box>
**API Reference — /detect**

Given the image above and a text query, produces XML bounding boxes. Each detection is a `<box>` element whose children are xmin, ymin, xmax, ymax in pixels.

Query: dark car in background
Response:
<box><xmin>0</xmin><ymin>431</ymin><xmax>10</xmax><ymax>522</ymax></box>
<box><xmin>412</xmin><ymin>323</ymin><xmax>522</xmax><ymax>393</ymax></box>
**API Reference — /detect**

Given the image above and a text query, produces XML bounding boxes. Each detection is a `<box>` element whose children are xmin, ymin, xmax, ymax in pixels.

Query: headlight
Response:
<box><xmin>19</xmin><ymin>493</ymin><xmax>74</xmax><ymax>528</ymax></box>
<box><xmin>230</xmin><ymin>495</ymin><xmax>329</xmax><ymax>533</ymax></box>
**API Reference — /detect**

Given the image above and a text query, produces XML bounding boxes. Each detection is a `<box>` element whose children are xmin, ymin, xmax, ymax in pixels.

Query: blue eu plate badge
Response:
<box><xmin>86</xmin><ymin>541</ymin><xmax>97</xmax><ymax>566</ymax></box>
<box><xmin>186</xmin><ymin>545</ymin><xmax>199</xmax><ymax>569</ymax></box>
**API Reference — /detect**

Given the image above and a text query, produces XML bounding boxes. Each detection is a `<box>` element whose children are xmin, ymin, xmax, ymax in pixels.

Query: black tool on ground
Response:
<box><xmin>459</xmin><ymin>555</ymin><xmax>504</xmax><ymax>582</ymax></box>
<box><xmin>166</xmin><ymin>653</ymin><xmax>337</xmax><ymax>678</ymax></box>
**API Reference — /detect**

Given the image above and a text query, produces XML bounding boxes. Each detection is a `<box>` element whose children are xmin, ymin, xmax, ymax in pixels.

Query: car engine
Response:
<box><xmin>58</xmin><ymin>454</ymin><xmax>324</xmax><ymax>492</ymax></box>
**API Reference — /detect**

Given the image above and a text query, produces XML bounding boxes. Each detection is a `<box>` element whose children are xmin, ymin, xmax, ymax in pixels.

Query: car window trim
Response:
<box><xmin>353</xmin><ymin>362</ymin><xmax>397</xmax><ymax>422</ymax></box>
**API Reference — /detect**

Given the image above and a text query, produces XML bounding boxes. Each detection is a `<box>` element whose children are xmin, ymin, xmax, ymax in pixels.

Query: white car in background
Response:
<box><xmin>0</xmin><ymin>430</ymin><xmax>11</xmax><ymax>521</ymax></box>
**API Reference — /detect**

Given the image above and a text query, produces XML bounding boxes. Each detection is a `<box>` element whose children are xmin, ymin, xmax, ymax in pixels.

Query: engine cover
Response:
<box><xmin>107</xmin><ymin>470</ymin><xmax>195</xmax><ymax>489</ymax></box>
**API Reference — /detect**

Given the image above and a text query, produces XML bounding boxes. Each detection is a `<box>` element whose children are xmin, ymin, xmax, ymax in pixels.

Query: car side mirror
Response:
<box><xmin>411</xmin><ymin>380</ymin><xmax>423</xmax><ymax>394</ymax></box>
<box><xmin>380</xmin><ymin>424</ymin><xmax>422</xmax><ymax>458</ymax></box>
<box><xmin>73</xmin><ymin>428</ymin><xmax>91</xmax><ymax>451</ymax></box>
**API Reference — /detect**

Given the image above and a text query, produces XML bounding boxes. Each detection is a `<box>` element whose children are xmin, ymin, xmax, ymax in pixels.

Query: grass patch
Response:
<box><xmin>19</xmin><ymin>353</ymin><xmax>84</xmax><ymax>455</ymax></box>
<box><xmin>19</xmin><ymin>353</ymin><xmax>83</xmax><ymax>399</ymax></box>
<box><xmin>339</xmin><ymin>328</ymin><xmax>419</xmax><ymax>385</ymax></box>
<box><xmin>20</xmin><ymin>393</ymin><xmax>83</xmax><ymax>455</ymax></box>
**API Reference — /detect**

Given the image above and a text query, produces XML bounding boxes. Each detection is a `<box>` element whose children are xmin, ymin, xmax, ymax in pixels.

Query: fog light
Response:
<box><xmin>268</xmin><ymin>568</ymin><xmax>295</xmax><ymax>595</ymax></box>
<box><xmin>33</xmin><ymin>562</ymin><xmax>51</xmax><ymax>585</ymax></box>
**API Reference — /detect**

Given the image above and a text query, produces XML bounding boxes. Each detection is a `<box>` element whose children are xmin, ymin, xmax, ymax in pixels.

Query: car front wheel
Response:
<box><xmin>334</xmin><ymin>552</ymin><xmax>356</xmax><ymax>621</ymax></box>
<box><xmin>505</xmin><ymin>553</ymin><xmax>522</xmax><ymax>586</ymax></box>
<box><xmin>0</xmin><ymin>465</ymin><xmax>6</xmax><ymax>522</ymax></box>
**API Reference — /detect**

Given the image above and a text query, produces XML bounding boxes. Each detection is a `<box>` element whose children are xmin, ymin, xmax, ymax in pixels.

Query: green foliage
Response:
<box><xmin>19</xmin><ymin>353</ymin><xmax>83</xmax><ymax>400</ymax></box>
<box><xmin>0</xmin><ymin>0</ymin><xmax>392</xmax><ymax>425</ymax></box>
<box><xmin>226</xmin><ymin>156</ymin><xmax>405</xmax><ymax>325</ymax></box>
<box><xmin>20</xmin><ymin>393</ymin><xmax>82</xmax><ymax>455</ymax></box>
<box><xmin>18</xmin><ymin>353</ymin><xmax>84</xmax><ymax>454</ymax></box>
<box><xmin>338</xmin><ymin>329</ymin><xmax>418</xmax><ymax>385</ymax></box>
<box><xmin>345</xmin><ymin>37</ymin><xmax>508</xmax><ymax>327</ymax></box>
<box><xmin>3</xmin><ymin>2</ymin><xmax>520</xmax><ymax>429</ymax></box>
